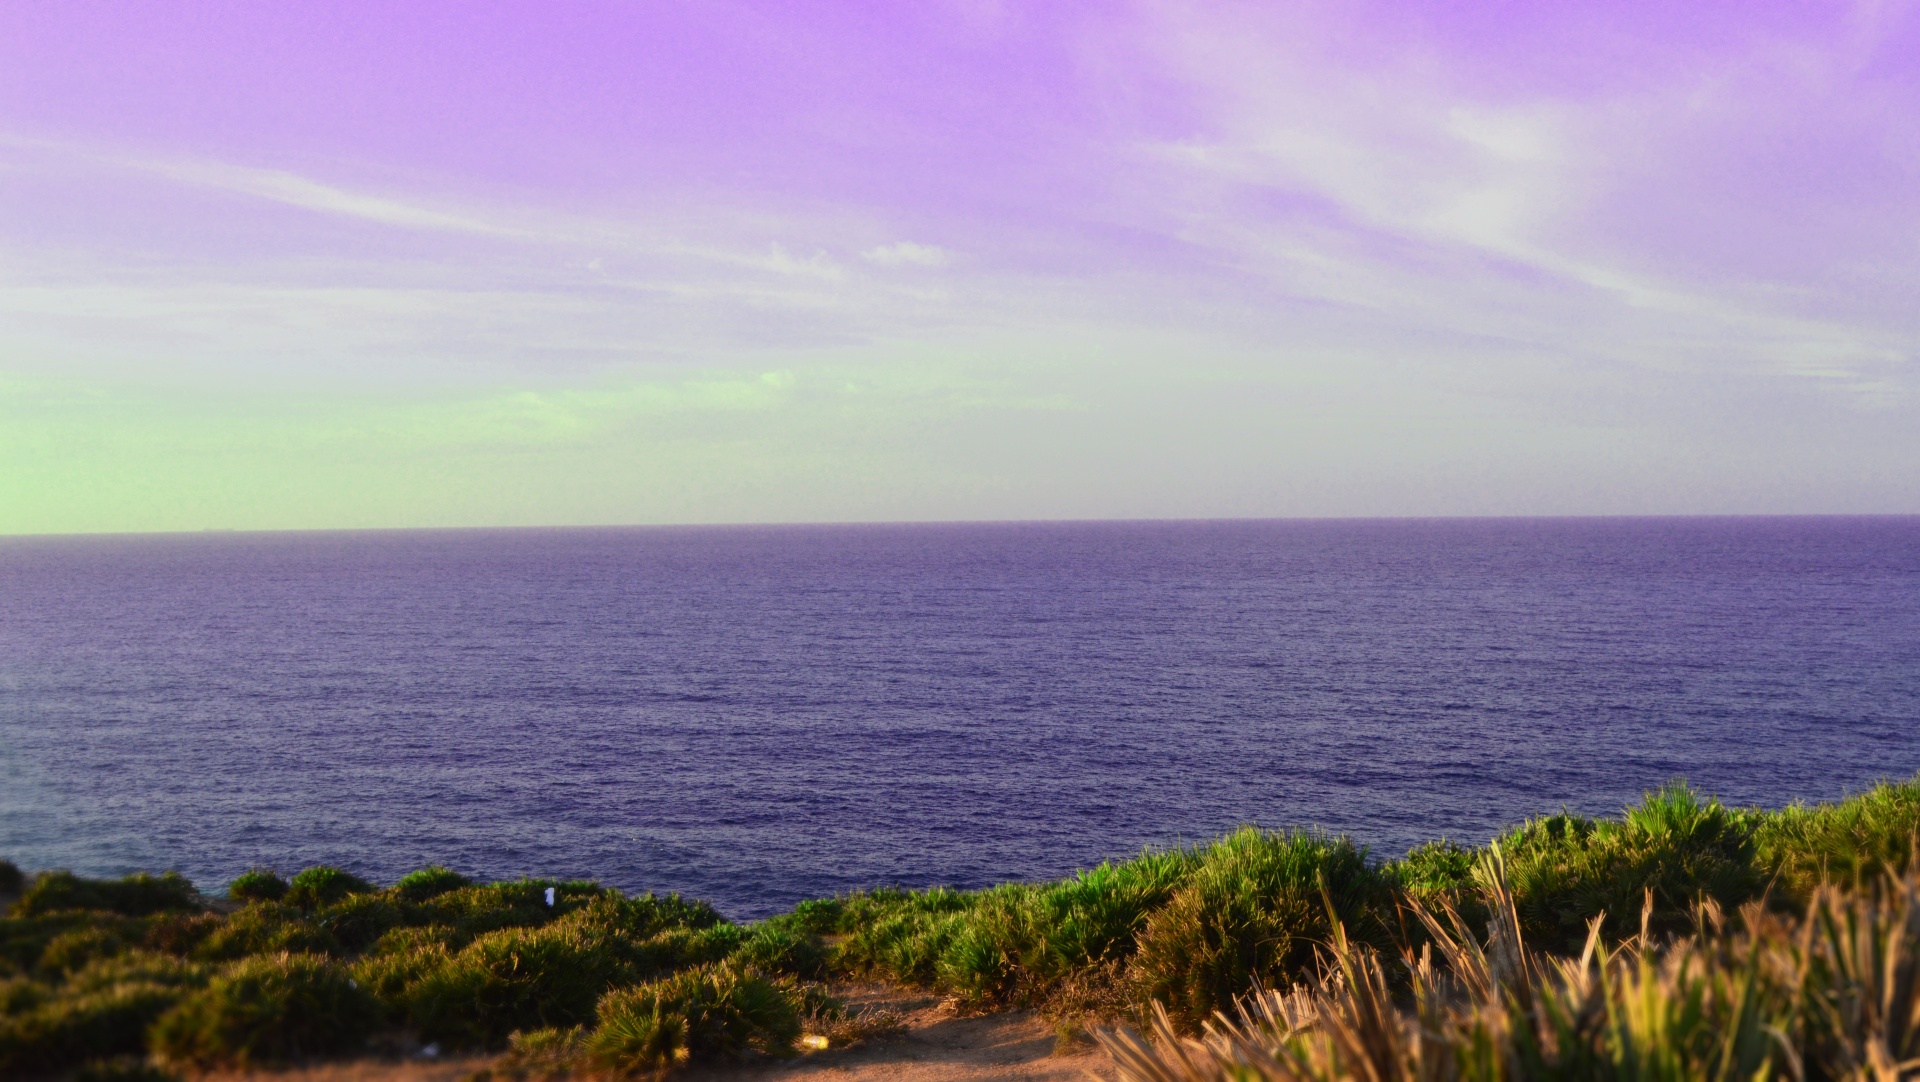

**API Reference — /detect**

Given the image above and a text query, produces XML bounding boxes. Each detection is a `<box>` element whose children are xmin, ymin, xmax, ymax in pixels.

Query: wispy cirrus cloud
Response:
<box><xmin>1116</xmin><ymin>0</ymin><xmax>1920</xmax><ymax>396</ymax></box>
<box><xmin>0</xmin><ymin>1</ymin><xmax>1916</xmax><ymax>530</ymax></box>
<box><xmin>139</xmin><ymin>157</ymin><xmax>523</xmax><ymax>238</ymax></box>
<box><xmin>0</xmin><ymin>133</ymin><xmax>523</xmax><ymax>237</ymax></box>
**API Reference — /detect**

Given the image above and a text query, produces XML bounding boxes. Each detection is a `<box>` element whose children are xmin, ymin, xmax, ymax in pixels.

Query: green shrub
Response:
<box><xmin>2</xmin><ymin>912</ymin><xmax>104</xmax><ymax>975</ymax></box>
<box><xmin>139</xmin><ymin>911</ymin><xmax>222</xmax><ymax>957</ymax></box>
<box><xmin>936</xmin><ymin>918</ymin><xmax>1014</xmax><ymax>1005</ymax></box>
<box><xmin>62</xmin><ymin>951</ymin><xmax>207</xmax><ymax>995</ymax></box>
<box><xmin>13</xmin><ymin>871</ymin><xmax>199</xmax><ymax>918</ymax></box>
<box><xmin>284</xmin><ymin>866</ymin><xmax>375</xmax><ymax>910</ymax></box>
<box><xmin>150</xmin><ymin>951</ymin><xmax>378</xmax><ymax>1067</ymax></box>
<box><xmin>598</xmin><ymin>890</ymin><xmax>727</xmax><ymax>938</ymax></box>
<box><xmin>730</xmin><ymin>921</ymin><xmax>828</xmax><ymax>978</ymax></box>
<box><xmin>399</xmin><ymin>911</ymin><xmax>648</xmax><ymax>1048</ymax></box>
<box><xmin>787</xmin><ymin>897</ymin><xmax>845</xmax><ymax>936</ymax></box>
<box><xmin>1498</xmin><ymin>783</ymin><xmax>1763</xmax><ymax>952</ymax></box>
<box><xmin>0</xmin><ymin>860</ymin><xmax>23</xmax><ymax>900</ymax></box>
<box><xmin>690</xmin><ymin>922</ymin><xmax>747</xmax><ymax>963</ymax></box>
<box><xmin>588</xmin><ymin>1005</ymin><xmax>688</xmax><ymax>1074</ymax></box>
<box><xmin>194</xmin><ymin>902</ymin><xmax>339</xmax><ymax>961</ymax></box>
<box><xmin>395</xmin><ymin>865</ymin><xmax>471</xmax><ymax>902</ymax></box>
<box><xmin>1392</xmin><ymin>839</ymin><xmax>1478</xmax><ymax>893</ymax></box>
<box><xmin>365</xmin><ymin>888</ymin><xmax>741</xmax><ymax>1045</ymax></box>
<box><xmin>1756</xmin><ymin>777</ymin><xmax>1920</xmax><ymax>894</ymax></box>
<box><xmin>226</xmin><ymin>869</ymin><xmax>289</xmax><ymax>904</ymax></box>
<box><xmin>1</xmin><ymin>974</ymin><xmax>50</xmax><ymax>1013</ymax></box>
<box><xmin>1023</xmin><ymin>849</ymin><xmax>1200</xmax><ymax>979</ymax></box>
<box><xmin>38</xmin><ymin>922</ymin><xmax>141</xmax><ymax>978</ymax></box>
<box><xmin>410</xmin><ymin>881</ymin><xmax>569</xmax><ymax>940</ymax></box>
<box><xmin>366</xmin><ymin>922</ymin><xmax>464</xmax><ymax>957</ymax></box>
<box><xmin>833</xmin><ymin>887</ymin><xmax>973</xmax><ymax>987</ymax></box>
<box><xmin>1130</xmin><ymin>829</ymin><xmax>1388</xmax><ymax>1033</ymax></box>
<box><xmin>584</xmin><ymin>922</ymin><xmax>738</xmax><ymax>986</ymax></box>
<box><xmin>317</xmin><ymin>893</ymin><xmax>408</xmax><ymax>953</ymax></box>
<box><xmin>826</xmin><ymin>849</ymin><xmax>1204</xmax><ymax>1010</ymax></box>
<box><xmin>586</xmin><ymin>965</ymin><xmax>801</xmax><ymax>1072</ymax></box>
<box><xmin>350</xmin><ymin>936</ymin><xmax>451</xmax><ymax>1022</ymax></box>
<box><xmin>0</xmin><ymin>977</ymin><xmax>189</xmax><ymax>1075</ymax></box>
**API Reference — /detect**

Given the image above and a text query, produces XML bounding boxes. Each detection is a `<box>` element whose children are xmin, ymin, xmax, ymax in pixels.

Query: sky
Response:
<box><xmin>2</xmin><ymin>1</ymin><xmax>1917</xmax><ymax>533</ymax></box>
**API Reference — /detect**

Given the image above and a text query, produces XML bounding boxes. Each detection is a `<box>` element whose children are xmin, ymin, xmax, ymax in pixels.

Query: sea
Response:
<box><xmin>2</xmin><ymin>517</ymin><xmax>1916</xmax><ymax>919</ymax></box>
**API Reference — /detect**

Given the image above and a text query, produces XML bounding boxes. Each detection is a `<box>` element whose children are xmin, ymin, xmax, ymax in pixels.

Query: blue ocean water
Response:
<box><xmin>2</xmin><ymin>518</ymin><xmax>1917</xmax><ymax>918</ymax></box>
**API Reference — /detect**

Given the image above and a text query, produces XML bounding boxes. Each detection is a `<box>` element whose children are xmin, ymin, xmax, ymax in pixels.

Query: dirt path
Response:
<box><xmin>681</xmin><ymin>985</ymin><xmax>1114</xmax><ymax>1082</ymax></box>
<box><xmin>204</xmin><ymin>985</ymin><xmax>1116</xmax><ymax>1082</ymax></box>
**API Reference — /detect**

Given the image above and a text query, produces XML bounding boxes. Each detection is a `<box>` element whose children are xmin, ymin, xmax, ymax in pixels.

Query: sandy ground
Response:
<box><xmin>201</xmin><ymin>984</ymin><xmax>1116</xmax><ymax>1082</ymax></box>
<box><xmin>680</xmin><ymin>985</ymin><xmax>1113</xmax><ymax>1082</ymax></box>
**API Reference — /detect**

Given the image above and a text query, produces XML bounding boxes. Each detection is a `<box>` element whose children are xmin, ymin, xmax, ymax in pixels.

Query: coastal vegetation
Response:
<box><xmin>1101</xmin><ymin>850</ymin><xmax>1920</xmax><ymax>1081</ymax></box>
<box><xmin>0</xmin><ymin>777</ymin><xmax>1915</xmax><ymax>1079</ymax></box>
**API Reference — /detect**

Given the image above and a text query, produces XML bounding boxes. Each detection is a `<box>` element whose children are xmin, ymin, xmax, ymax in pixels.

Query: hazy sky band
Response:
<box><xmin>2</xmin><ymin>2</ymin><xmax>1916</xmax><ymax>531</ymax></box>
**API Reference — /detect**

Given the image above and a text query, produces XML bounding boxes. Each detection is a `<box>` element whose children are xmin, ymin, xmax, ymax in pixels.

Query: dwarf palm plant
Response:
<box><xmin>1099</xmin><ymin>852</ymin><xmax>1920</xmax><ymax>1082</ymax></box>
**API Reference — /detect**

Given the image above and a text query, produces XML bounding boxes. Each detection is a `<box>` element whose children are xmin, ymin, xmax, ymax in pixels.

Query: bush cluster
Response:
<box><xmin>584</xmin><ymin>965</ymin><xmax>802</xmax><ymax>1073</ymax></box>
<box><xmin>0</xmin><ymin>862</ymin><xmax>828</xmax><ymax>1078</ymax></box>
<box><xmin>149</xmin><ymin>952</ymin><xmax>377</xmax><ymax>1067</ymax></box>
<box><xmin>12</xmin><ymin>873</ymin><xmax>198</xmax><ymax>921</ymax></box>
<box><xmin>1</xmin><ymin>775</ymin><xmax>1914</xmax><ymax>1077</ymax></box>
<box><xmin>807</xmin><ymin>776</ymin><xmax>1920</xmax><ymax>1030</ymax></box>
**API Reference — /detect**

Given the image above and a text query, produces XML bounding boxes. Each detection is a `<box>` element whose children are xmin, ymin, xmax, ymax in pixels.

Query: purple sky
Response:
<box><xmin>2</xmin><ymin>2</ymin><xmax>1917</xmax><ymax>531</ymax></box>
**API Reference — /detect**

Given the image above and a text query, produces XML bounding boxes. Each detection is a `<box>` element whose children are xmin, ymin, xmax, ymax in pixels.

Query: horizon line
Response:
<box><xmin>5</xmin><ymin>511</ymin><xmax>1918</xmax><ymax>543</ymax></box>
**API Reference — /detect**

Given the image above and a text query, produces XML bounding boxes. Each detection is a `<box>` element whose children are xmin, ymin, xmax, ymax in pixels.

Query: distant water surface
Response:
<box><xmin>2</xmin><ymin>518</ymin><xmax>1916</xmax><ymax>918</ymax></box>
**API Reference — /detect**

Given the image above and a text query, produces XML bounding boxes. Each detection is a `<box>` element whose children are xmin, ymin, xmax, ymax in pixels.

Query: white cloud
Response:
<box><xmin>862</xmin><ymin>241</ymin><xmax>952</xmax><ymax>268</ymax></box>
<box><xmin>143</xmin><ymin>158</ymin><xmax>526</xmax><ymax>237</ymax></box>
<box><xmin>748</xmin><ymin>243</ymin><xmax>845</xmax><ymax>280</ymax></box>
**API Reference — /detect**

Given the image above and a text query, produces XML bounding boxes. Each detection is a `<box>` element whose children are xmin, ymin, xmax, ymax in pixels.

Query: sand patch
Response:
<box><xmin>682</xmin><ymin>984</ymin><xmax>1112</xmax><ymax>1081</ymax></box>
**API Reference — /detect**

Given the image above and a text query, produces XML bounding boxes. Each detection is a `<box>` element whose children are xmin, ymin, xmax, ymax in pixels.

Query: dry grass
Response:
<box><xmin>1098</xmin><ymin>850</ymin><xmax>1920</xmax><ymax>1081</ymax></box>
